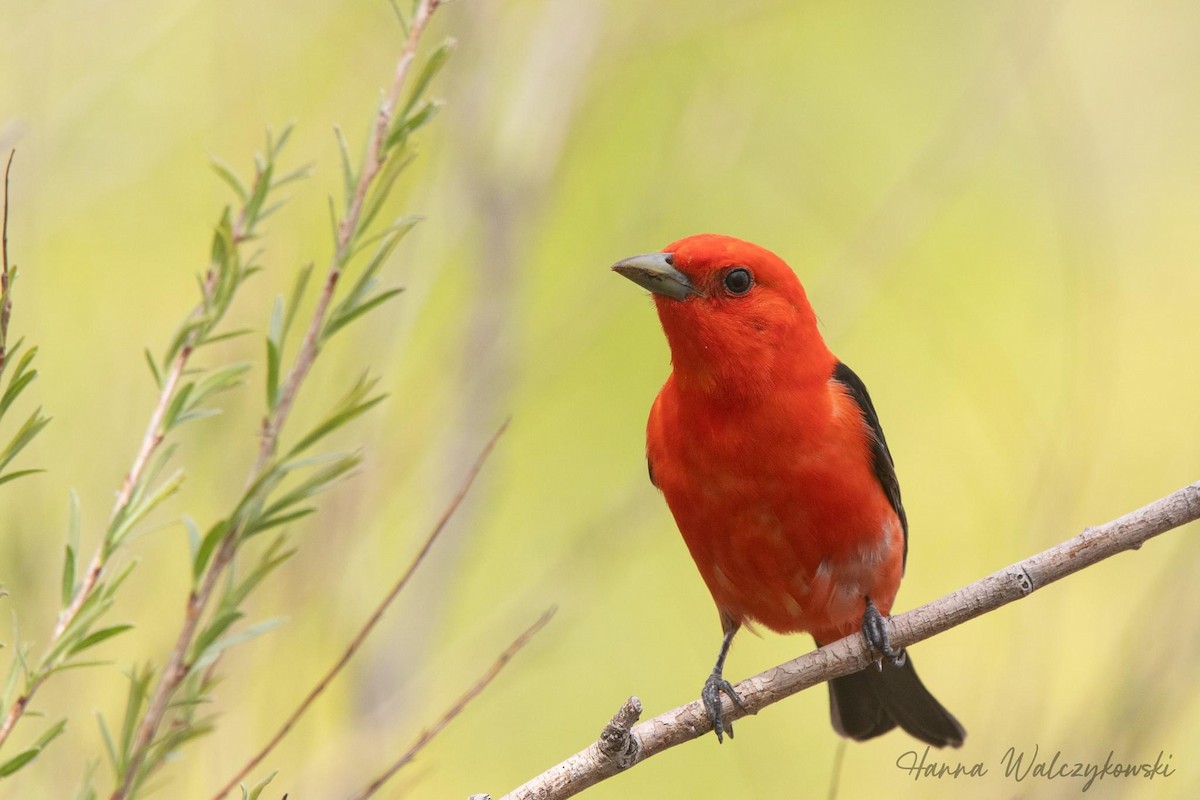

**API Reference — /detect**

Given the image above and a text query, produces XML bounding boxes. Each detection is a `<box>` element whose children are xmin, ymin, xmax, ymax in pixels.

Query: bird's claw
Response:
<box><xmin>862</xmin><ymin>597</ymin><xmax>906</xmax><ymax>668</ymax></box>
<box><xmin>702</xmin><ymin>671</ymin><xmax>746</xmax><ymax>743</ymax></box>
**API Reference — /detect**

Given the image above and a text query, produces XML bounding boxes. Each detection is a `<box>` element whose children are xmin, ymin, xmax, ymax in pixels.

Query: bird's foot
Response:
<box><xmin>702</xmin><ymin>670</ymin><xmax>746</xmax><ymax>743</ymax></box>
<box><xmin>861</xmin><ymin>597</ymin><xmax>906</xmax><ymax>669</ymax></box>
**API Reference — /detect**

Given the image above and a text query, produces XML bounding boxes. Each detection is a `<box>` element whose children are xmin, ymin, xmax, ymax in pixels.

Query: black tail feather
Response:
<box><xmin>828</xmin><ymin>654</ymin><xmax>965</xmax><ymax>748</ymax></box>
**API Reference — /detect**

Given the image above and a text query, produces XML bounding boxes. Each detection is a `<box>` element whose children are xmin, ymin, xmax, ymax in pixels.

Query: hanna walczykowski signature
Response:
<box><xmin>895</xmin><ymin>744</ymin><xmax>1175</xmax><ymax>792</ymax></box>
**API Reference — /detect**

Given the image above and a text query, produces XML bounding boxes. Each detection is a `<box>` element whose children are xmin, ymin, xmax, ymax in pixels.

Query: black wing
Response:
<box><xmin>831</xmin><ymin>361</ymin><xmax>908</xmax><ymax>570</ymax></box>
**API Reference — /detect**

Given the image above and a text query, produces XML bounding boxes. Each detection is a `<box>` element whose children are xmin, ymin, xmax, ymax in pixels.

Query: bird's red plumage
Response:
<box><xmin>644</xmin><ymin>234</ymin><xmax>905</xmax><ymax>643</ymax></box>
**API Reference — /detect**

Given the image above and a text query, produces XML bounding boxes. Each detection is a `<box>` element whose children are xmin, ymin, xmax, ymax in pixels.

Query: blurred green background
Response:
<box><xmin>3</xmin><ymin>0</ymin><xmax>1200</xmax><ymax>798</ymax></box>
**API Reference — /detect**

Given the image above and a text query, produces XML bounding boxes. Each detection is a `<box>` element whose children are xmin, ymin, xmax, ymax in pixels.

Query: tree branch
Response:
<box><xmin>349</xmin><ymin>606</ymin><xmax>558</xmax><ymax>800</ymax></box>
<box><xmin>485</xmin><ymin>480</ymin><xmax>1200</xmax><ymax>800</ymax></box>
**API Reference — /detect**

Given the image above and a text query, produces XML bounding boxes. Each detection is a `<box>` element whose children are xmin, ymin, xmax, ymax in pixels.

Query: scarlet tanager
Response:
<box><xmin>613</xmin><ymin>233</ymin><xmax>964</xmax><ymax>747</ymax></box>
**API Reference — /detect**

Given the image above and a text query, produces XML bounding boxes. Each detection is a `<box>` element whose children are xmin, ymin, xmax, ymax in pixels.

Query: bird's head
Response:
<box><xmin>613</xmin><ymin>233</ymin><xmax>831</xmax><ymax>397</ymax></box>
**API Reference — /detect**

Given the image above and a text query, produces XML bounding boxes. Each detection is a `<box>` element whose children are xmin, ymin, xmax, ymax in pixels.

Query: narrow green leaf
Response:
<box><xmin>194</xmin><ymin>617</ymin><xmax>284</xmax><ymax>670</ymax></box>
<box><xmin>0</xmin><ymin>468</ymin><xmax>44</xmax><ymax>487</ymax></box>
<box><xmin>199</xmin><ymin>327</ymin><xmax>255</xmax><ymax>347</ymax></box>
<box><xmin>103</xmin><ymin>560</ymin><xmax>138</xmax><ymax>600</ymax></box>
<box><xmin>323</xmin><ymin>288</ymin><xmax>404</xmax><ymax>341</ymax></box>
<box><xmin>107</xmin><ymin>469</ymin><xmax>184</xmax><ymax>550</ymax></box>
<box><xmin>356</xmin><ymin>151</ymin><xmax>416</xmax><ymax>238</ymax></box>
<box><xmin>243</xmin><ymin>507</ymin><xmax>313</xmax><ymax>539</ymax></box>
<box><xmin>33</xmin><ymin>717</ymin><xmax>67</xmax><ymax>749</ymax></box>
<box><xmin>282</xmin><ymin>264</ymin><xmax>313</xmax><ymax>347</ymax></box>
<box><xmin>191</xmin><ymin>610</ymin><xmax>244</xmax><ymax>662</ymax></box>
<box><xmin>0</xmin><ymin>748</ymin><xmax>39</xmax><ymax>777</ymax></box>
<box><xmin>119</xmin><ymin>667</ymin><xmax>154</xmax><ymax>767</ymax></box>
<box><xmin>67</xmin><ymin>624</ymin><xmax>133</xmax><ymax>657</ymax></box>
<box><xmin>286</xmin><ymin>394</ymin><xmax>383</xmax><ymax>460</ymax></box>
<box><xmin>260</xmin><ymin>453</ymin><xmax>363</xmax><ymax>521</ymax></box>
<box><xmin>97</xmin><ymin>712</ymin><xmax>119</xmax><ymax>772</ymax></box>
<box><xmin>266</xmin><ymin>338</ymin><xmax>281</xmax><ymax>410</ymax></box>
<box><xmin>385</xmin><ymin>99</ymin><xmax>442</xmax><ymax>151</ymax></box>
<box><xmin>271</xmin><ymin>122</ymin><xmax>295</xmax><ymax>156</ymax></box>
<box><xmin>270</xmin><ymin>162</ymin><xmax>313</xmax><ymax>192</ymax></box>
<box><xmin>161</xmin><ymin>381</ymin><xmax>194</xmax><ymax>433</ymax></box>
<box><xmin>210</xmin><ymin>157</ymin><xmax>249</xmax><ymax>202</ymax></box>
<box><xmin>399</xmin><ymin>38</ymin><xmax>456</xmax><ymax>123</ymax></box>
<box><xmin>61</xmin><ymin>543</ymin><xmax>76</xmax><ymax>608</ymax></box>
<box><xmin>227</xmin><ymin>535</ymin><xmax>295</xmax><ymax>606</ymax></box>
<box><xmin>334</xmin><ymin>125</ymin><xmax>356</xmax><ymax>210</ymax></box>
<box><xmin>183</xmin><ymin>516</ymin><xmax>201</xmax><ymax>562</ymax></box>
<box><xmin>0</xmin><ymin>409</ymin><xmax>51</xmax><ymax>473</ymax></box>
<box><xmin>243</xmin><ymin>162</ymin><xmax>275</xmax><ymax>228</ymax></box>
<box><xmin>193</xmin><ymin>520</ymin><xmax>229</xmax><ymax>582</ymax></box>
<box><xmin>0</xmin><ymin>345</ymin><xmax>40</xmax><ymax>418</ymax></box>
<box><xmin>143</xmin><ymin>348</ymin><xmax>163</xmax><ymax>389</ymax></box>
<box><xmin>244</xmin><ymin>770</ymin><xmax>278</xmax><ymax>800</ymax></box>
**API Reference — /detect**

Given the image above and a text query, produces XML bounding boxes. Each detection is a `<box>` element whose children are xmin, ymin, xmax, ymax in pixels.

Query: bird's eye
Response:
<box><xmin>722</xmin><ymin>267</ymin><xmax>753</xmax><ymax>296</ymax></box>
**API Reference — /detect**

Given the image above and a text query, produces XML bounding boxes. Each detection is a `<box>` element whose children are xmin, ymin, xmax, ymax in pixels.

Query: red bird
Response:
<box><xmin>613</xmin><ymin>233</ymin><xmax>964</xmax><ymax>747</ymax></box>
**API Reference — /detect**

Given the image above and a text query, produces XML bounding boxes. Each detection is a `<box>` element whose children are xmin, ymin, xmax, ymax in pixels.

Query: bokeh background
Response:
<box><xmin>3</xmin><ymin>1</ymin><xmax>1200</xmax><ymax>798</ymax></box>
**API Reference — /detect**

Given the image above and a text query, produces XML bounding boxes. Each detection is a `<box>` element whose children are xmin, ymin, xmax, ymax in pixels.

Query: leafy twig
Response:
<box><xmin>209</xmin><ymin>418</ymin><xmax>509</xmax><ymax>800</ymax></box>
<box><xmin>108</xmin><ymin>2</ymin><xmax>451</xmax><ymax>796</ymax></box>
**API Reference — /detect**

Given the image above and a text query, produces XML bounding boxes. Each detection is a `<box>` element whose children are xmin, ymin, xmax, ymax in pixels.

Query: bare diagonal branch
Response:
<box><xmin>350</xmin><ymin>606</ymin><xmax>558</xmax><ymax>800</ymax></box>
<box><xmin>487</xmin><ymin>481</ymin><xmax>1200</xmax><ymax>800</ymax></box>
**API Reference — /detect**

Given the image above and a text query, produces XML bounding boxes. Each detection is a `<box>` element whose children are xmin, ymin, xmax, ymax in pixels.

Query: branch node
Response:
<box><xmin>597</xmin><ymin>696</ymin><xmax>642</xmax><ymax>768</ymax></box>
<box><xmin>1011</xmin><ymin>565</ymin><xmax>1035</xmax><ymax>596</ymax></box>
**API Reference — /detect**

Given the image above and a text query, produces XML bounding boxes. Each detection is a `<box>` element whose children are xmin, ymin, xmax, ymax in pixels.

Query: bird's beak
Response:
<box><xmin>611</xmin><ymin>252</ymin><xmax>703</xmax><ymax>300</ymax></box>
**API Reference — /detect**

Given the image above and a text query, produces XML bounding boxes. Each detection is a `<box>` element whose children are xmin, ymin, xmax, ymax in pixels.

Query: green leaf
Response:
<box><xmin>0</xmin><ymin>468</ymin><xmax>44</xmax><ymax>487</ymax></box>
<box><xmin>282</xmin><ymin>264</ymin><xmax>313</xmax><ymax>347</ymax></box>
<box><xmin>161</xmin><ymin>381</ymin><xmax>194</xmax><ymax>432</ymax></box>
<box><xmin>285</xmin><ymin>376</ymin><xmax>383</xmax><ymax>459</ymax></box>
<box><xmin>334</xmin><ymin>125</ymin><xmax>357</xmax><ymax>210</ymax></box>
<box><xmin>226</xmin><ymin>535</ymin><xmax>295</xmax><ymax>606</ymax></box>
<box><xmin>399</xmin><ymin>37</ymin><xmax>456</xmax><ymax>123</ymax></box>
<box><xmin>210</xmin><ymin>156</ymin><xmax>249</xmax><ymax>202</ymax></box>
<box><xmin>243</xmin><ymin>507</ymin><xmax>314</xmax><ymax>539</ymax></box>
<box><xmin>385</xmin><ymin>98</ymin><xmax>442</xmax><ymax>151</ymax></box>
<box><xmin>67</xmin><ymin>624</ymin><xmax>133</xmax><ymax>657</ymax></box>
<box><xmin>97</xmin><ymin>712</ymin><xmax>119</xmax><ymax>772</ymax></box>
<box><xmin>0</xmin><ymin>748</ymin><xmax>39</xmax><ymax>777</ymax></box>
<box><xmin>356</xmin><ymin>151</ymin><xmax>416</xmax><ymax>238</ymax></box>
<box><xmin>191</xmin><ymin>610</ymin><xmax>244</xmax><ymax>663</ymax></box>
<box><xmin>106</xmin><ymin>469</ymin><xmax>184</xmax><ymax>550</ymax></box>
<box><xmin>0</xmin><ymin>717</ymin><xmax>67</xmax><ymax>776</ymax></box>
<box><xmin>243</xmin><ymin>770</ymin><xmax>278</xmax><ymax>800</ymax></box>
<box><xmin>0</xmin><ymin>345</ymin><xmax>40</xmax><ymax>419</ymax></box>
<box><xmin>193</xmin><ymin>520</ymin><xmax>230</xmax><ymax>582</ymax></box>
<box><xmin>266</xmin><ymin>337</ymin><xmax>281</xmax><ymax>410</ymax></box>
<box><xmin>194</xmin><ymin>617</ymin><xmax>284</xmax><ymax>670</ymax></box>
<box><xmin>243</xmin><ymin>161</ymin><xmax>275</xmax><ymax>229</ymax></box>
<box><xmin>34</xmin><ymin>717</ymin><xmax>68</xmax><ymax>749</ymax></box>
<box><xmin>61</xmin><ymin>542</ymin><xmax>76</xmax><ymax>608</ymax></box>
<box><xmin>323</xmin><ymin>288</ymin><xmax>404</xmax><ymax>342</ymax></box>
<box><xmin>0</xmin><ymin>408</ymin><xmax>51</xmax><ymax>473</ymax></box>
<box><xmin>143</xmin><ymin>348</ymin><xmax>163</xmax><ymax>389</ymax></box>
<box><xmin>259</xmin><ymin>452</ymin><xmax>362</xmax><ymax>522</ymax></box>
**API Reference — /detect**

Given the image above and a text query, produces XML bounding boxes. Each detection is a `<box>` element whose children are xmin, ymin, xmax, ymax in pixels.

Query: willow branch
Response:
<box><xmin>488</xmin><ymin>481</ymin><xmax>1200</xmax><ymax>800</ymax></box>
<box><xmin>255</xmin><ymin>0</ymin><xmax>442</xmax><ymax>472</ymax></box>
<box><xmin>208</xmin><ymin>419</ymin><xmax>509</xmax><ymax>800</ymax></box>
<box><xmin>109</xmin><ymin>5</ymin><xmax>446</xmax><ymax>796</ymax></box>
